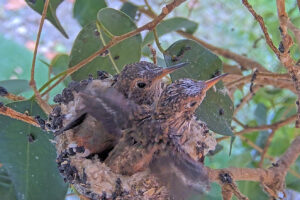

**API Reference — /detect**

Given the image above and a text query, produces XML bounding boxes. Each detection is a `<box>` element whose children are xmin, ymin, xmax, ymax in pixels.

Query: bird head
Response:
<box><xmin>155</xmin><ymin>73</ymin><xmax>228</xmax><ymax>120</ymax></box>
<box><xmin>114</xmin><ymin>61</ymin><xmax>188</xmax><ymax>105</ymax></box>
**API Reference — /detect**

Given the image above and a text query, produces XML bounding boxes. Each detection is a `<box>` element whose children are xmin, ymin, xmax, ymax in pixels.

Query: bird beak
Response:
<box><xmin>153</xmin><ymin>62</ymin><xmax>190</xmax><ymax>82</ymax></box>
<box><xmin>204</xmin><ymin>73</ymin><xmax>228</xmax><ymax>92</ymax></box>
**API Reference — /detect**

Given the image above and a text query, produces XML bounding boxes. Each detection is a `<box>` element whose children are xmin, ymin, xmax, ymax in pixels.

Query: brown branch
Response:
<box><xmin>208</xmin><ymin>136</ymin><xmax>300</xmax><ymax>198</ymax></box>
<box><xmin>239</xmin><ymin>135</ymin><xmax>274</xmax><ymax>161</ymax></box>
<box><xmin>258</xmin><ymin>128</ymin><xmax>278</xmax><ymax>168</ymax></box>
<box><xmin>0</xmin><ymin>104</ymin><xmax>39</xmax><ymax>127</ymax></box>
<box><xmin>221</xmin><ymin>185</ymin><xmax>234</xmax><ymax>200</ymax></box>
<box><xmin>242</xmin><ymin>0</ymin><xmax>280</xmax><ymax>57</ymax></box>
<box><xmin>233</xmin><ymin>117</ymin><xmax>247</xmax><ymax>129</ymax></box>
<box><xmin>239</xmin><ymin>135</ymin><xmax>300</xmax><ymax>179</ymax></box>
<box><xmin>5</xmin><ymin>93</ymin><xmax>25</xmax><ymax>101</ymax></box>
<box><xmin>226</xmin><ymin>73</ymin><xmax>290</xmax><ymax>89</ymax></box>
<box><xmin>43</xmin><ymin>0</ymin><xmax>187</xmax><ymax>93</ymax></box>
<box><xmin>147</xmin><ymin>44</ymin><xmax>157</xmax><ymax>64</ymax></box>
<box><xmin>243</xmin><ymin>0</ymin><xmax>300</xmax><ymax>128</ymax></box>
<box><xmin>29</xmin><ymin>0</ymin><xmax>52</xmax><ymax>114</ymax></box>
<box><xmin>217</xmin><ymin>114</ymin><xmax>297</xmax><ymax>142</ymax></box>
<box><xmin>287</xmin><ymin>19</ymin><xmax>300</xmax><ymax>50</ymax></box>
<box><xmin>234</xmin><ymin>85</ymin><xmax>261</xmax><ymax>116</ymax></box>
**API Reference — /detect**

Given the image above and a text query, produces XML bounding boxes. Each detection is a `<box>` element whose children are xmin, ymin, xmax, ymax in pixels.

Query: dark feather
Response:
<box><xmin>55</xmin><ymin>113</ymin><xmax>87</xmax><ymax>136</ymax></box>
<box><xmin>149</xmin><ymin>143</ymin><xmax>209</xmax><ymax>200</ymax></box>
<box><xmin>78</xmin><ymin>87</ymin><xmax>138</xmax><ymax>134</ymax></box>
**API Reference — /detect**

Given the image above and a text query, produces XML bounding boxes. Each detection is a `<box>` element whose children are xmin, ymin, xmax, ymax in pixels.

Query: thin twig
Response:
<box><xmin>41</xmin><ymin>74</ymin><xmax>67</xmax><ymax>97</ymax></box>
<box><xmin>153</xmin><ymin>28</ymin><xmax>166</xmax><ymax>54</ymax></box>
<box><xmin>242</xmin><ymin>0</ymin><xmax>280</xmax><ymax>57</ymax></box>
<box><xmin>258</xmin><ymin>128</ymin><xmax>278</xmax><ymax>168</ymax></box>
<box><xmin>147</xmin><ymin>44</ymin><xmax>157</xmax><ymax>64</ymax></box>
<box><xmin>144</xmin><ymin>0</ymin><xmax>156</xmax><ymax>16</ymax></box>
<box><xmin>96</xmin><ymin>22</ymin><xmax>120</xmax><ymax>74</ymax></box>
<box><xmin>226</xmin><ymin>73</ymin><xmax>290</xmax><ymax>89</ymax></box>
<box><xmin>0</xmin><ymin>104</ymin><xmax>39</xmax><ymax>127</ymax></box>
<box><xmin>217</xmin><ymin>114</ymin><xmax>297</xmax><ymax>142</ymax></box>
<box><xmin>234</xmin><ymin>85</ymin><xmax>261</xmax><ymax>116</ymax></box>
<box><xmin>29</xmin><ymin>0</ymin><xmax>52</xmax><ymax>114</ymax></box>
<box><xmin>232</xmin><ymin>117</ymin><xmax>246</xmax><ymax>129</ymax></box>
<box><xmin>2</xmin><ymin>93</ymin><xmax>25</xmax><ymax>101</ymax></box>
<box><xmin>239</xmin><ymin>135</ymin><xmax>274</xmax><ymax>161</ymax></box>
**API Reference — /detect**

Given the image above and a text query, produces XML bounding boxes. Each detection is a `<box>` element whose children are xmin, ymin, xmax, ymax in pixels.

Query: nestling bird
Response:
<box><xmin>53</xmin><ymin>61</ymin><xmax>187</xmax><ymax>156</ymax></box>
<box><xmin>78</xmin><ymin>73</ymin><xmax>228</xmax><ymax>199</ymax></box>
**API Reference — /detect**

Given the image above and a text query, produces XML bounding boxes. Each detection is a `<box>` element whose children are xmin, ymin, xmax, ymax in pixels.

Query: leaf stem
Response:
<box><xmin>96</xmin><ymin>22</ymin><xmax>120</xmax><ymax>74</ymax></box>
<box><xmin>153</xmin><ymin>28</ymin><xmax>166</xmax><ymax>54</ymax></box>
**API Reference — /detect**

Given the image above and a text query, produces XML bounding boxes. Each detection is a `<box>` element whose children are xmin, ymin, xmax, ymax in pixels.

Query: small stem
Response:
<box><xmin>29</xmin><ymin>0</ymin><xmax>52</xmax><ymax>114</ymax></box>
<box><xmin>144</xmin><ymin>0</ymin><xmax>156</xmax><ymax>16</ymax></box>
<box><xmin>97</xmin><ymin>21</ymin><xmax>114</xmax><ymax>39</ymax></box>
<box><xmin>217</xmin><ymin>114</ymin><xmax>297</xmax><ymax>142</ymax></box>
<box><xmin>96</xmin><ymin>22</ymin><xmax>120</xmax><ymax>74</ymax></box>
<box><xmin>259</xmin><ymin>128</ymin><xmax>278</xmax><ymax>168</ymax></box>
<box><xmin>153</xmin><ymin>28</ymin><xmax>166</xmax><ymax>54</ymax></box>
<box><xmin>147</xmin><ymin>44</ymin><xmax>157</xmax><ymax>64</ymax></box>
<box><xmin>41</xmin><ymin>74</ymin><xmax>67</xmax><ymax>97</ymax></box>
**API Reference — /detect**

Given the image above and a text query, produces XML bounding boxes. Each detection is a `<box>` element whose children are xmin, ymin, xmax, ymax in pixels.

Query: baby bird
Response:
<box><xmin>54</xmin><ymin>61</ymin><xmax>187</xmax><ymax>156</ymax></box>
<box><xmin>78</xmin><ymin>73</ymin><xmax>228</xmax><ymax>199</ymax></box>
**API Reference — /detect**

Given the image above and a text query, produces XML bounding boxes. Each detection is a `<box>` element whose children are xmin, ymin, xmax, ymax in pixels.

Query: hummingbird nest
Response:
<box><xmin>47</xmin><ymin>69</ymin><xmax>217</xmax><ymax>200</ymax></box>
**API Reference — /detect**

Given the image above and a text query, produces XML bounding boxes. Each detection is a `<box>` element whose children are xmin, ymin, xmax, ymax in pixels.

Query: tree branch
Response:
<box><xmin>217</xmin><ymin>114</ymin><xmax>297</xmax><ymax>142</ymax></box>
<box><xmin>208</xmin><ymin>136</ymin><xmax>300</xmax><ymax>198</ymax></box>
<box><xmin>242</xmin><ymin>0</ymin><xmax>280</xmax><ymax>57</ymax></box>
<box><xmin>258</xmin><ymin>128</ymin><xmax>278</xmax><ymax>168</ymax></box>
<box><xmin>29</xmin><ymin>0</ymin><xmax>52</xmax><ymax>114</ymax></box>
<box><xmin>0</xmin><ymin>104</ymin><xmax>39</xmax><ymax>127</ymax></box>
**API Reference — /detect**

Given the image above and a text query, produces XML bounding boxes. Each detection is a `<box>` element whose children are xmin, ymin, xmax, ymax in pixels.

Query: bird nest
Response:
<box><xmin>48</xmin><ymin>73</ymin><xmax>217</xmax><ymax>200</ymax></box>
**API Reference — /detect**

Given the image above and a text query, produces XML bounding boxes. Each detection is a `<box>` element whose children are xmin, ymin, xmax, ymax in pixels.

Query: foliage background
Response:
<box><xmin>0</xmin><ymin>0</ymin><xmax>299</xmax><ymax>199</ymax></box>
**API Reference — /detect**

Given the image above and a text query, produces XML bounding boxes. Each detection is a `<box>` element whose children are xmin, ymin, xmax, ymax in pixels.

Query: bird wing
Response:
<box><xmin>78</xmin><ymin>87</ymin><xmax>140</xmax><ymax>134</ymax></box>
<box><xmin>149</xmin><ymin>140</ymin><xmax>209</xmax><ymax>200</ymax></box>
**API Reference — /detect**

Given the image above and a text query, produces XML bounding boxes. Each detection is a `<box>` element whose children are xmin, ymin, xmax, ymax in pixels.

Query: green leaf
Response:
<box><xmin>69</xmin><ymin>8</ymin><xmax>142</xmax><ymax>80</ymax></box>
<box><xmin>0</xmin><ymin>167</ymin><xmax>17</xmax><ymax>200</ymax></box>
<box><xmin>25</xmin><ymin>0</ymin><xmax>68</xmax><ymax>38</ymax></box>
<box><xmin>237</xmin><ymin>182</ymin><xmax>268</xmax><ymax>200</ymax></box>
<box><xmin>73</xmin><ymin>0</ymin><xmax>107</xmax><ymax>27</ymax></box>
<box><xmin>164</xmin><ymin>39</ymin><xmax>233</xmax><ymax>136</ymax></box>
<box><xmin>120</xmin><ymin>2</ymin><xmax>138</xmax><ymax>20</ymax></box>
<box><xmin>0</xmin><ymin>80</ymin><xmax>31</xmax><ymax>95</ymax></box>
<box><xmin>229</xmin><ymin>136</ymin><xmax>236</xmax><ymax>156</ymax></box>
<box><xmin>142</xmin><ymin>17</ymin><xmax>198</xmax><ymax>46</ymax></box>
<box><xmin>203</xmin><ymin>183</ymin><xmax>222</xmax><ymax>200</ymax></box>
<box><xmin>254</xmin><ymin>103</ymin><xmax>267</xmax><ymax>125</ymax></box>
<box><xmin>286</xmin><ymin>171</ymin><xmax>300</xmax><ymax>192</ymax></box>
<box><xmin>0</xmin><ymin>100</ymin><xmax>68</xmax><ymax>200</ymax></box>
<box><xmin>0</xmin><ymin>80</ymin><xmax>32</xmax><ymax>104</ymax></box>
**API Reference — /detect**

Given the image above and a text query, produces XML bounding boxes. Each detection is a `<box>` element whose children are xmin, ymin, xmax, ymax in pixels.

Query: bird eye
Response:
<box><xmin>137</xmin><ymin>82</ymin><xmax>146</xmax><ymax>88</ymax></box>
<box><xmin>190</xmin><ymin>102</ymin><xmax>197</xmax><ymax>107</ymax></box>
